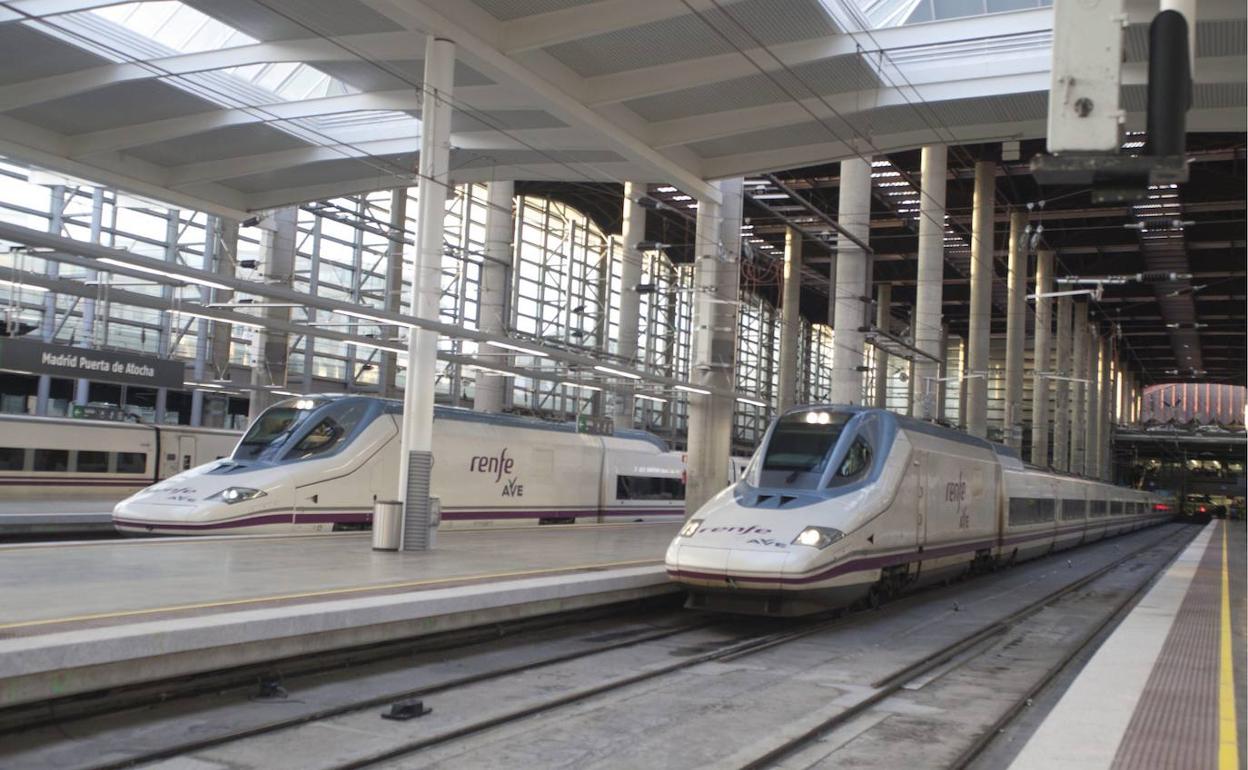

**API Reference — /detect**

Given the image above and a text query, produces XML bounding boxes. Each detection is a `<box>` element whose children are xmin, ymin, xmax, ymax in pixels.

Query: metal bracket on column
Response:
<box><xmin>859</xmin><ymin>325</ymin><xmax>941</xmax><ymax>364</ymax></box>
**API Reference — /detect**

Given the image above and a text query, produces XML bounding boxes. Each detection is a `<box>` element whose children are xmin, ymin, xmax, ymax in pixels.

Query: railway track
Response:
<box><xmin>0</xmin><ymin>523</ymin><xmax>1196</xmax><ymax>770</ymax></box>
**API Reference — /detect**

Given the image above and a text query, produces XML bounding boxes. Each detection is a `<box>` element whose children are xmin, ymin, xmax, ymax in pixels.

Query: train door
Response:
<box><xmin>178</xmin><ymin>436</ymin><xmax>196</xmax><ymax>472</ymax></box>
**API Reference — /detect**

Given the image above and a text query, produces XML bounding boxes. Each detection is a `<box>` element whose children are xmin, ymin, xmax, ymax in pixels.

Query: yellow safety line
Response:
<box><xmin>0</xmin><ymin>558</ymin><xmax>662</xmax><ymax>631</ymax></box>
<box><xmin>1218</xmin><ymin>522</ymin><xmax>1240</xmax><ymax>770</ymax></box>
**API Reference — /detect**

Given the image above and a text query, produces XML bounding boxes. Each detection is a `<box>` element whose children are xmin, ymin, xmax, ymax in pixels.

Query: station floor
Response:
<box><xmin>0</xmin><ymin>522</ymin><xmax>679</xmax><ymax>631</ymax></box>
<box><xmin>1011</xmin><ymin>520</ymin><xmax>1245</xmax><ymax>769</ymax></box>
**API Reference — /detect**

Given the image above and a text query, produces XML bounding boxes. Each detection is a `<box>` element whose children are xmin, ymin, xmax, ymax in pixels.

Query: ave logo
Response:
<box><xmin>502</xmin><ymin>477</ymin><xmax>524</xmax><ymax>497</ymax></box>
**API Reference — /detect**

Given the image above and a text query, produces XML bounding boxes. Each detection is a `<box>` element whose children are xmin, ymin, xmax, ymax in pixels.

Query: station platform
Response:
<box><xmin>0</xmin><ymin>500</ymin><xmax>116</xmax><ymax>536</ymax></box>
<box><xmin>1011</xmin><ymin>520</ymin><xmax>1245</xmax><ymax>769</ymax></box>
<box><xmin>0</xmin><ymin>522</ymin><xmax>680</xmax><ymax>709</ymax></box>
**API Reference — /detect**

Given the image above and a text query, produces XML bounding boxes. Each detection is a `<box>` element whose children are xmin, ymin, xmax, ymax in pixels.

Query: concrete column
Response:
<box><xmin>1100</xmin><ymin>337</ymin><xmax>1113</xmax><ymax>479</ymax></box>
<box><xmin>777</xmin><ymin>226</ymin><xmax>803</xmax><ymax>412</ymax></box>
<box><xmin>913</xmin><ymin>145</ymin><xmax>946</xmax><ymax>420</ymax></box>
<box><xmin>830</xmin><ymin>158</ymin><xmax>872</xmax><ymax>406</ymax></box>
<box><xmin>380</xmin><ymin>187</ymin><xmax>408</xmax><ymax>400</ymax></box>
<box><xmin>475</xmin><ymin>180</ymin><xmax>514</xmax><ymax>414</ymax></box>
<box><xmin>685</xmin><ymin>178</ymin><xmax>744</xmax><ymax>516</ymax></box>
<box><xmin>873</xmin><ymin>283</ymin><xmax>891</xmax><ymax>409</ymax></box>
<box><xmin>247</xmin><ymin>207</ymin><xmax>296</xmax><ymax>423</ymax></box>
<box><xmin>399</xmin><ymin>36</ymin><xmax>454</xmax><ymax>508</ymax></box>
<box><xmin>966</xmin><ymin>160</ymin><xmax>996</xmax><ymax>438</ymax></box>
<box><xmin>1070</xmin><ymin>302</ymin><xmax>1088</xmax><ymax>473</ymax></box>
<box><xmin>1029</xmin><ymin>249</ymin><xmax>1054</xmax><ymax>465</ymax></box>
<box><xmin>1003</xmin><ymin>210</ymin><xmax>1028</xmax><ymax>449</ymax></box>
<box><xmin>1052</xmin><ymin>292</ymin><xmax>1073</xmax><ymax>471</ymax></box>
<box><xmin>1084</xmin><ymin>327</ymin><xmax>1100</xmax><ymax>478</ymax></box>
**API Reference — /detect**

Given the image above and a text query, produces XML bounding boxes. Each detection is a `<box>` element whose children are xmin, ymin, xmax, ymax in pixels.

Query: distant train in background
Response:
<box><xmin>0</xmin><ymin>415</ymin><xmax>238</xmax><ymax>507</ymax></box>
<box><xmin>113</xmin><ymin>396</ymin><xmax>688</xmax><ymax>534</ymax></box>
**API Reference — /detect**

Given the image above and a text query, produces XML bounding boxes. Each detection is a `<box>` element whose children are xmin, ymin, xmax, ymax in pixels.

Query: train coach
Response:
<box><xmin>665</xmin><ymin>405</ymin><xmax>1171</xmax><ymax>616</ymax></box>
<box><xmin>112</xmin><ymin>395</ymin><xmax>686</xmax><ymax>534</ymax></box>
<box><xmin>0</xmin><ymin>414</ymin><xmax>238</xmax><ymax>506</ymax></box>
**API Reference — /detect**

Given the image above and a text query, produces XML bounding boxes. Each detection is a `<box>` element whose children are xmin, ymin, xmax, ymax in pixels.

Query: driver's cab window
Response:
<box><xmin>287</xmin><ymin>402</ymin><xmax>370</xmax><ymax>461</ymax></box>
<box><xmin>831</xmin><ymin>437</ymin><xmax>871</xmax><ymax>484</ymax></box>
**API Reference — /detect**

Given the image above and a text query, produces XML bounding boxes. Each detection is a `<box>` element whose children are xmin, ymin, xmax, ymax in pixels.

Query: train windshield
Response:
<box><xmin>233</xmin><ymin>405</ymin><xmax>312</xmax><ymax>461</ymax></box>
<box><xmin>759</xmin><ymin>411</ymin><xmax>852</xmax><ymax>487</ymax></box>
<box><xmin>286</xmin><ymin>400</ymin><xmax>371</xmax><ymax>461</ymax></box>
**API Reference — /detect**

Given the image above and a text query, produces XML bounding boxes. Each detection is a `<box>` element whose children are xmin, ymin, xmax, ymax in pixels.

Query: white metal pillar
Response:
<box><xmin>247</xmin><ymin>207</ymin><xmax>296</xmax><ymax>423</ymax></box>
<box><xmin>154</xmin><ymin>208</ymin><xmax>180</xmax><ymax>424</ymax></box>
<box><xmin>873</xmin><ymin>283</ymin><xmax>891</xmax><ymax>409</ymax></box>
<box><xmin>966</xmin><ymin>160</ymin><xmax>995</xmax><ymax>438</ymax></box>
<box><xmin>35</xmin><ymin>184</ymin><xmax>65</xmax><ymax>416</ymax></box>
<box><xmin>1100</xmin><ymin>337</ymin><xmax>1113</xmax><ymax>479</ymax></box>
<box><xmin>475</xmin><ymin>180</ymin><xmax>514</xmax><ymax>414</ymax></box>
<box><xmin>381</xmin><ymin>187</ymin><xmax>408</xmax><ymax>400</ymax></box>
<box><xmin>1004</xmin><ymin>210</ymin><xmax>1027</xmax><ymax>449</ymax></box>
<box><xmin>1052</xmin><ymin>292</ymin><xmax>1073</xmax><ymax>471</ymax></box>
<box><xmin>1085</xmin><ymin>328</ymin><xmax>1101</xmax><ymax>478</ymax></box>
<box><xmin>685</xmin><ymin>178</ymin><xmax>743</xmax><ymax>516</ymax></box>
<box><xmin>778</xmin><ymin>226</ymin><xmax>802</xmax><ymax>412</ymax></box>
<box><xmin>829</xmin><ymin>158</ymin><xmax>871</xmax><ymax>406</ymax></box>
<box><xmin>74</xmin><ymin>187</ymin><xmax>105</xmax><ymax>406</ymax></box>
<box><xmin>1070</xmin><ymin>302</ymin><xmax>1088</xmax><ymax>473</ymax></box>
<box><xmin>202</xmin><ymin>218</ymin><xmax>238</xmax><ymax>428</ymax></box>
<box><xmin>398</xmin><ymin>36</ymin><xmax>455</xmax><ymax>510</ymax></box>
<box><xmin>611</xmin><ymin>181</ymin><xmax>645</xmax><ymax>426</ymax></box>
<box><xmin>913</xmin><ymin>145</ymin><xmax>946</xmax><ymax>420</ymax></box>
<box><xmin>1030</xmin><ymin>249</ymin><xmax>1054</xmax><ymax>465</ymax></box>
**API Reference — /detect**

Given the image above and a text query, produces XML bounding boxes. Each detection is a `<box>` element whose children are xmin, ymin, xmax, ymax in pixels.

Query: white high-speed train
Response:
<box><xmin>666</xmin><ymin>406</ymin><xmax>1171</xmax><ymax>616</ymax></box>
<box><xmin>0</xmin><ymin>414</ymin><xmax>238</xmax><ymax>508</ymax></box>
<box><xmin>113</xmin><ymin>395</ymin><xmax>687</xmax><ymax>534</ymax></box>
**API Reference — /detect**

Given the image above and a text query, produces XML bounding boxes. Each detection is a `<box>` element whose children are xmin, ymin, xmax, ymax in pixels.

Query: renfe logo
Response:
<box><xmin>470</xmin><ymin>448</ymin><xmax>514</xmax><ymax>482</ymax></box>
<box><xmin>470</xmin><ymin>449</ymin><xmax>523</xmax><ymax>496</ymax></box>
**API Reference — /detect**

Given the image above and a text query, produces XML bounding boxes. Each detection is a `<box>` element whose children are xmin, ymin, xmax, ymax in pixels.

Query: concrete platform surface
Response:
<box><xmin>0</xmin><ymin>522</ymin><xmax>680</xmax><ymax>708</ymax></box>
<box><xmin>0</xmin><ymin>500</ymin><xmax>116</xmax><ymax>535</ymax></box>
<box><xmin>1010</xmin><ymin>520</ymin><xmax>1245</xmax><ymax>769</ymax></box>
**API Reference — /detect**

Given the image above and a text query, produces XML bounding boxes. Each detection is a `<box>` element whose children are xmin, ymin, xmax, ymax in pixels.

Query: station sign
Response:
<box><xmin>0</xmin><ymin>338</ymin><xmax>185</xmax><ymax>389</ymax></box>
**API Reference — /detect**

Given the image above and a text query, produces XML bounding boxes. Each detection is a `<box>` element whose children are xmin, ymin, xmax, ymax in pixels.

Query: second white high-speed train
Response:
<box><xmin>113</xmin><ymin>396</ymin><xmax>686</xmax><ymax>534</ymax></box>
<box><xmin>666</xmin><ymin>406</ymin><xmax>1171</xmax><ymax>616</ymax></box>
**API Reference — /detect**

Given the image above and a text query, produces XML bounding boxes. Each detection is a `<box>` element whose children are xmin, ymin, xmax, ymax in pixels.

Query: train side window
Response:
<box><xmin>1035</xmin><ymin>498</ymin><xmax>1056</xmax><ymax>521</ymax></box>
<box><xmin>616</xmin><ymin>475</ymin><xmax>685</xmax><ymax>501</ymax></box>
<box><xmin>1009</xmin><ymin>497</ymin><xmax>1038</xmax><ymax>526</ymax></box>
<box><xmin>33</xmin><ymin>449</ymin><xmax>69</xmax><ymax>472</ymax></box>
<box><xmin>836</xmin><ymin>438</ymin><xmax>871</xmax><ymax>480</ymax></box>
<box><xmin>77</xmin><ymin>451</ymin><xmax>109</xmax><ymax>473</ymax></box>
<box><xmin>0</xmin><ymin>447</ymin><xmax>24</xmax><ymax>471</ymax></box>
<box><xmin>116</xmin><ymin>452</ymin><xmax>147</xmax><ymax>474</ymax></box>
<box><xmin>1061</xmin><ymin>499</ymin><xmax>1086</xmax><ymax>520</ymax></box>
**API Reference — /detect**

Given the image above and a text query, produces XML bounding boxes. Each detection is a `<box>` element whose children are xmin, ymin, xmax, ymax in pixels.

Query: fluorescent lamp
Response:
<box><xmin>466</xmin><ymin>364</ymin><xmax>513</xmax><ymax>377</ymax></box>
<box><xmin>271</xmin><ymin>389</ymin><xmax>302</xmax><ymax>396</ymax></box>
<box><xmin>751</xmin><ymin>193</ymin><xmax>789</xmax><ymax>200</ymax></box>
<box><xmin>675</xmin><ymin>384</ymin><xmax>711</xmax><ymax>396</ymax></box>
<box><xmin>594</xmin><ymin>364</ymin><xmax>641</xmax><ymax>380</ymax></box>
<box><xmin>489</xmin><ymin>340</ymin><xmax>550</xmax><ymax>358</ymax></box>
<box><xmin>351</xmin><ymin>338</ymin><xmax>405</xmax><ymax>355</ymax></box>
<box><xmin>195</xmin><ymin>382</ymin><xmax>224</xmax><ymax>389</ymax></box>
<box><xmin>175</xmin><ymin>309</ymin><xmax>265</xmax><ymax>330</ymax></box>
<box><xmin>656</xmin><ymin>186</ymin><xmax>678</xmax><ymax>193</ymax></box>
<box><xmin>98</xmin><ymin>257</ymin><xmax>231</xmax><ymax>291</ymax></box>
<box><xmin>0</xmin><ymin>278</ymin><xmax>47</xmax><ymax>292</ymax></box>
<box><xmin>560</xmin><ymin>381</ymin><xmax>602</xmax><ymax>392</ymax></box>
<box><xmin>736</xmin><ymin>397</ymin><xmax>769</xmax><ymax>408</ymax></box>
<box><xmin>634</xmin><ymin>393</ymin><xmax>667</xmax><ymax>404</ymax></box>
<box><xmin>339</xmin><ymin>308</ymin><xmax>413</xmax><ymax>327</ymax></box>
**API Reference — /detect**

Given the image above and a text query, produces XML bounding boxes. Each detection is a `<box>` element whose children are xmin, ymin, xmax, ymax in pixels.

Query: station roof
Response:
<box><xmin>0</xmin><ymin>0</ymin><xmax>1242</xmax><ymax>219</ymax></box>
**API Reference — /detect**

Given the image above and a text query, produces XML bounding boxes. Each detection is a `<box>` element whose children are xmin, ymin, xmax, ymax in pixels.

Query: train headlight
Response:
<box><xmin>212</xmin><ymin>487</ymin><xmax>267</xmax><ymax>504</ymax></box>
<box><xmin>679</xmin><ymin>518</ymin><xmax>704</xmax><ymax>538</ymax></box>
<box><xmin>793</xmin><ymin>526</ymin><xmax>844</xmax><ymax>549</ymax></box>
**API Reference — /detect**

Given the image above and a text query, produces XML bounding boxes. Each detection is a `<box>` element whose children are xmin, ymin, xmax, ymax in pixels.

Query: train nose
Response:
<box><xmin>669</xmin><ymin>543</ymin><xmax>793</xmax><ymax>590</ymax></box>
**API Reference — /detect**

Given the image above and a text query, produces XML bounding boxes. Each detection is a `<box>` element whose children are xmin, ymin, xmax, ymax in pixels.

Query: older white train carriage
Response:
<box><xmin>113</xmin><ymin>396</ymin><xmax>686</xmax><ymax>534</ymax></box>
<box><xmin>0</xmin><ymin>414</ymin><xmax>238</xmax><ymax>507</ymax></box>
